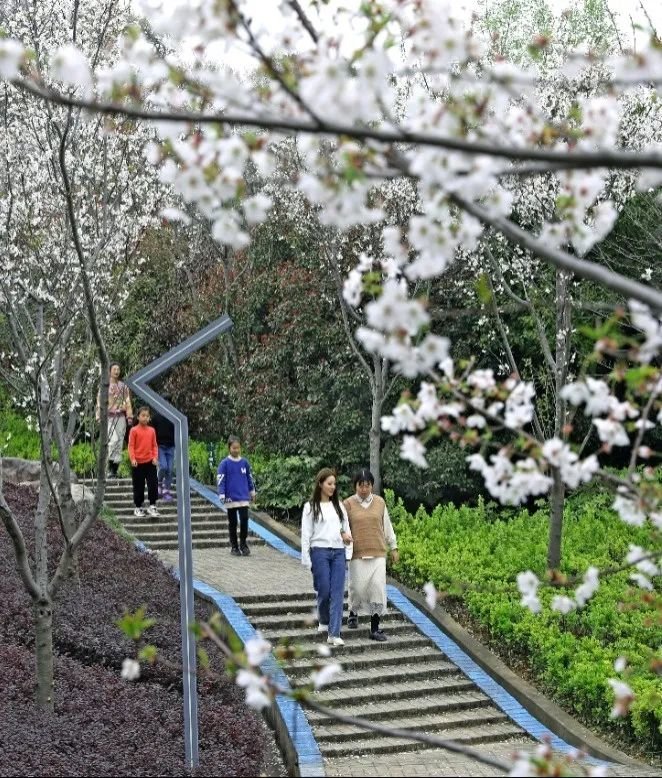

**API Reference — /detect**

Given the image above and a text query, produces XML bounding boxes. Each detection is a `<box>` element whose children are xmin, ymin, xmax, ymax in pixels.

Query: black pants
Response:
<box><xmin>132</xmin><ymin>463</ymin><xmax>158</xmax><ymax>507</ymax></box>
<box><xmin>227</xmin><ymin>506</ymin><xmax>248</xmax><ymax>549</ymax></box>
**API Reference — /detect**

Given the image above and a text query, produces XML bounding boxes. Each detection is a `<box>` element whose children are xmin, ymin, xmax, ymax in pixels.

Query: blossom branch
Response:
<box><xmin>451</xmin><ymin>193</ymin><xmax>662</xmax><ymax>312</ymax></box>
<box><xmin>11</xmin><ymin>78</ymin><xmax>662</xmax><ymax>170</ymax></box>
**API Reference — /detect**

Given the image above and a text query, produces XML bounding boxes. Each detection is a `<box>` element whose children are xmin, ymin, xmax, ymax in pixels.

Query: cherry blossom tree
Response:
<box><xmin>0</xmin><ymin>0</ymin><xmax>159</xmax><ymax>709</ymax></box>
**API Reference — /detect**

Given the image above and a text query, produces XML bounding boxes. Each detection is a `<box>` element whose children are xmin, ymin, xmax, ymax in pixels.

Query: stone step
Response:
<box><xmin>293</xmin><ymin>632</ymin><xmax>430</xmax><ymax>658</ymax></box>
<box><xmin>135</xmin><ymin>528</ymin><xmax>239</xmax><ymax>542</ymax></box>
<box><xmin>286</xmin><ymin>646</ymin><xmax>445</xmax><ymax>674</ymax></box>
<box><xmin>313</xmin><ymin>707</ymin><xmax>512</xmax><ymax>743</ymax></box>
<box><xmin>80</xmin><ymin>478</ymin><xmax>133</xmax><ymax>485</ymax></box>
<box><xmin>125</xmin><ymin>521</ymin><xmax>230</xmax><ymax>535</ymax></box>
<box><xmin>260</xmin><ymin>620</ymin><xmax>413</xmax><ymax>642</ymax></box>
<box><xmin>105</xmin><ymin>497</ymin><xmax>211</xmax><ymax>509</ymax></box>
<box><xmin>317</xmin><ymin>722</ymin><xmax>527</xmax><ymax>756</ymax></box>
<box><xmin>144</xmin><ymin>538</ymin><xmax>264</xmax><ymax>550</ymax></box>
<box><xmin>235</xmin><ymin>592</ymin><xmax>346</xmax><ymax>606</ymax></box>
<box><xmin>240</xmin><ymin>600</ymin><xmax>341</xmax><ymax>617</ymax></box>
<box><xmin>249</xmin><ymin>610</ymin><xmax>406</xmax><ymax>631</ymax></box>
<box><xmin>314</xmin><ymin>675</ymin><xmax>476</xmax><ymax>705</ymax></box>
<box><xmin>114</xmin><ymin>510</ymin><xmax>228</xmax><ymax>527</ymax></box>
<box><xmin>308</xmin><ymin>660</ymin><xmax>462</xmax><ymax>690</ymax></box>
<box><xmin>307</xmin><ymin>690</ymin><xmax>491</xmax><ymax>725</ymax></box>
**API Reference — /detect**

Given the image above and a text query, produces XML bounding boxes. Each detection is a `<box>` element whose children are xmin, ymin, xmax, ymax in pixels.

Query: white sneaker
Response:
<box><xmin>134</xmin><ymin>508</ymin><xmax>146</xmax><ymax>518</ymax></box>
<box><xmin>317</xmin><ymin>624</ymin><xmax>329</xmax><ymax>633</ymax></box>
<box><xmin>147</xmin><ymin>506</ymin><xmax>160</xmax><ymax>517</ymax></box>
<box><xmin>327</xmin><ymin>636</ymin><xmax>345</xmax><ymax>647</ymax></box>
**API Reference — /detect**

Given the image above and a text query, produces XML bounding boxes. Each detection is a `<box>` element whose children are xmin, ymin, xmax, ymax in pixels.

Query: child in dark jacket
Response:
<box><xmin>217</xmin><ymin>436</ymin><xmax>256</xmax><ymax>556</ymax></box>
<box><xmin>151</xmin><ymin>408</ymin><xmax>175</xmax><ymax>500</ymax></box>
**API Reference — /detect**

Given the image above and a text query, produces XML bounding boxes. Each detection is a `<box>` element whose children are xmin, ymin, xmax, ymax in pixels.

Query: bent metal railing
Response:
<box><xmin>125</xmin><ymin>314</ymin><xmax>233</xmax><ymax>769</ymax></box>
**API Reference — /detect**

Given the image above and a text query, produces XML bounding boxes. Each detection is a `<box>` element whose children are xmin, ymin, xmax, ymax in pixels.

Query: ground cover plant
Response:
<box><xmin>387</xmin><ymin>487</ymin><xmax>662</xmax><ymax>754</ymax></box>
<box><xmin>0</xmin><ymin>482</ymin><xmax>266</xmax><ymax>777</ymax></box>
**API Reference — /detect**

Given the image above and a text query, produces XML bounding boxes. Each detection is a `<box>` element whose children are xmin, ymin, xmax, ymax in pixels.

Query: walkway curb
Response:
<box><xmin>246</xmin><ymin>508</ymin><xmax>643</xmax><ymax>768</ymax></box>
<box><xmin>191</xmin><ymin>581</ymin><xmax>325</xmax><ymax>778</ymax></box>
<box><xmin>133</xmin><ymin>537</ymin><xmax>324</xmax><ymax>777</ymax></box>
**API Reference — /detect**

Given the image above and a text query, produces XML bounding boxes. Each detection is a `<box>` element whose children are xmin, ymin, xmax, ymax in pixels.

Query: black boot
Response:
<box><xmin>370</xmin><ymin>613</ymin><xmax>387</xmax><ymax>641</ymax></box>
<box><xmin>108</xmin><ymin>461</ymin><xmax>118</xmax><ymax>478</ymax></box>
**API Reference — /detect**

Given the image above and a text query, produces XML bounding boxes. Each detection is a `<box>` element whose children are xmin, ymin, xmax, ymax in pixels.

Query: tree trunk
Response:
<box><xmin>34</xmin><ymin>596</ymin><xmax>54</xmax><ymax>710</ymax></box>
<box><xmin>548</xmin><ymin>468</ymin><xmax>565</xmax><ymax>569</ymax></box>
<box><xmin>370</xmin><ymin>355</ymin><xmax>385</xmax><ymax>494</ymax></box>
<box><xmin>369</xmin><ymin>406</ymin><xmax>382</xmax><ymax>494</ymax></box>
<box><xmin>547</xmin><ymin>269</ymin><xmax>571</xmax><ymax>570</ymax></box>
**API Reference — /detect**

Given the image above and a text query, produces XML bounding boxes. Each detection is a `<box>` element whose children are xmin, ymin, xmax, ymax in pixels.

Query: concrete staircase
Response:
<box><xmin>235</xmin><ymin>591</ymin><xmax>532</xmax><ymax>757</ymax></box>
<box><xmin>84</xmin><ymin>478</ymin><xmax>266</xmax><ymax>551</ymax></box>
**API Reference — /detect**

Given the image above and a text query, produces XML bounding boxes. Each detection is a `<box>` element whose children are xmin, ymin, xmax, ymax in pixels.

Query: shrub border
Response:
<box><xmin>245</xmin><ymin>506</ymin><xmax>645</xmax><ymax>768</ymax></box>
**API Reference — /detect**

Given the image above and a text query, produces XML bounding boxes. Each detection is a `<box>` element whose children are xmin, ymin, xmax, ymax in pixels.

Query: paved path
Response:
<box><xmin>155</xmin><ymin>545</ymin><xmax>660</xmax><ymax>778</ymax></box>
<box><xmin>158</xmin><ymin>543</ymin><xmax>314</xmax><ymax>596</ymax></box>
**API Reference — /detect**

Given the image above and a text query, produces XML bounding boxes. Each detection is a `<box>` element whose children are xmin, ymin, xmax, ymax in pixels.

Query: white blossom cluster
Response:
<box><xmin>0</xmin><ymin>0</ymin><xmax>160</xmax><ymax>425</ymax></box>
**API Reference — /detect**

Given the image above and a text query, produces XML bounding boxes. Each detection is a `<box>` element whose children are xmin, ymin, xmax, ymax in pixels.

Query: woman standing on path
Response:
<box><xmin>343</xmin><ymin>468</ymin><xmax>399</xmax><ymax>642</ymax></box>
<box><xmin>301</xmin><ymin>468</ymin><xmax>353</xmax><ymax>647</ymax></box>
<box><xmin>96</xmin><ymin>362</ymin><xmax>133</xmax><ymax>478</ymax></box>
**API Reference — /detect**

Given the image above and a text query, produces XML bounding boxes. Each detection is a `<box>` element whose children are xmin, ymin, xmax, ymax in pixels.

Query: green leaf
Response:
<box><xmin>116</xmin><ymin>607</ymin><xmax>156</xmax><ymax>641</ymax></box>
<box><xmin>624</xmin><ymin>365</ymin><xmax>658</xmax><ymax>390</ymax></box>
<box><xmin>138</xmin><ymin>644</ymin><xmax>158</xmax><ymax>664</ymax></box>
<box><xmin>475</xmin><ymin>273</ymin><xmax>493</xmax><ymax>305</ymax></box>
<box><xmin>197</xmin><ymin>647</ymin><xmax>210</xmax><ymax>669</ymax></box>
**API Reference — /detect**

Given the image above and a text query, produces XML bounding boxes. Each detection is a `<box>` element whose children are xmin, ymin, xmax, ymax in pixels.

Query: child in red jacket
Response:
<box><xmin>128</xmin><ymin>406</ymin><xmax>160</xmax><ymax>518</ymax></box>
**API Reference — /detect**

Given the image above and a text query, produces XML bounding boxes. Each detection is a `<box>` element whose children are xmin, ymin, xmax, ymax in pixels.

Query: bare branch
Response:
<box><xmin>287</xmin><ymin>0</ymin><xmax>319</xmax><ymax>44</ymax></box>
<box><xmin>0</xmin><ymin>478</ymin><xmax>40</xmax><ymax>599</ymax></box>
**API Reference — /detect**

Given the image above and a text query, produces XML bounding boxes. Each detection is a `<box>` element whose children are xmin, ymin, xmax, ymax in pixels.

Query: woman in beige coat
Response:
<box><xmin>343</xmin><ymin>468</ymin><xmax>399</xmax><ymax>642</ymax></box>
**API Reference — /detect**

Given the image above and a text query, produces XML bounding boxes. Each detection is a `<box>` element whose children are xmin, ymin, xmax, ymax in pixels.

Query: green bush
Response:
<box><xmin>382</xmin><ymin>436</ymin><xmax>483</xmax><ymax>508</ymax></box>
<box><xmin>188</xmin><ymin>440</ymin><xmax>222</xmax><ymax>484</ymax></box>
<box><xmin>251</xmin><ymin>453</ymin><xmax>351</xmax><ymax>517</ymax></box>
<box><xmin>0</xmin><ymin>408</ymin><xmax>42</xmax><ymax>460</ymax></box>
<box><xmin>387</xmin><ymin>488</ymin><xmax>662</xmax><ymax>750</ymax></box>
<box><xmin>69</xmin><ymin>442</ymin><xmax>97</xmax><ymax>477</ymax></box>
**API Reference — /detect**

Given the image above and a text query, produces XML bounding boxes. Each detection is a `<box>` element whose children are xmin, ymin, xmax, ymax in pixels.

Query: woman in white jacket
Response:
<box><xmin>301</xmin><ymin>468</ymin><xmax>353</xmax><ymax>646</ymax></box>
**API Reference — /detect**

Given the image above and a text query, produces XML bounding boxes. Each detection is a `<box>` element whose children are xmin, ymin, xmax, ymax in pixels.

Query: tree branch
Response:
<box><xmin>0</xmin><ymin>477</ymin><xmax>40</xmax><ymax>599</ymax></box>
<box><xmin>451</xmin><ymin>194</ymin><xmax>662</xmax><ymax>312</ymax></box>
<box><xmin>12</xmin><ymin>78</ymin><xmax>662</xmax><ymax>171</ymax></box>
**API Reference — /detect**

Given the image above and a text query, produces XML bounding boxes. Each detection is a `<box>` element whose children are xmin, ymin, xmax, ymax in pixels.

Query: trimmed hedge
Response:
<box><xmin>387</xmin><ymin>488</ymin><xmax>662</xmax><ymax>751</ymax></box>
<box><xmin>0</xmin><ymin>482</ymin><xmax>267</xmax><ymax>776</ymax></box>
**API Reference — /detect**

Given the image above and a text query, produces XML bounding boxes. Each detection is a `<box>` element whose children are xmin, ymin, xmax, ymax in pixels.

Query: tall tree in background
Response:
<box><xmin>0</xmin><ymin>0</ymin><xmax>159</xmax><ymax>708</ymax></box>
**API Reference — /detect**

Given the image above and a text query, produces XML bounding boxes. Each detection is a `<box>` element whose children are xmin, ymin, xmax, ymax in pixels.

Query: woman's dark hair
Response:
<box><xmin>311</xmin><ymin>467</ymin><xmax>344</xmax><ymax>523</ymax></box>
<box><xmin>109</xmin><ymin>362</ymin><xmax>121</xmax><ymax>374</ymax></box>
<box><xmin>353</xmin><ymin>468</ymin><xmax>374</xmax><ymax>487</ymax></box>
<box><xmin>227</xmin><ymin>435</ymin><xmax>241</xmax><ymax>448</ymax></box>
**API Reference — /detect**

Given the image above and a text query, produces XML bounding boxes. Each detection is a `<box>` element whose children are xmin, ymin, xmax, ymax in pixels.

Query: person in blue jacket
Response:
<box><xmin>217</xmin><ymin>435</ymin><xmax>256</xmax><ymax>556</ymax></box>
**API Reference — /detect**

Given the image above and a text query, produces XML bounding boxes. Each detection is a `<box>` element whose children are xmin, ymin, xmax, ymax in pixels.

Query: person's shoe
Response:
<box><xmin>327</xmin><ymin>636</ymin><xmax>345</xmax><ymax>647</ymax></box>
<box><xmin>369</xmin><ymin>630</ymin><xmax>388</xmax><ymax>642</ymax></box>
<box><xmin>347</xmin><ymin>613</ymin><xmax>359</xmax><ymax>629</ymax></box>
<box><xmin>163</xmin><ymin>490</ymin><xmax>174</xmax><ymax>502</ymax></box>
<box><xmin>147</xmin><ymin>506</ymin><xmax>160</xmax><ymax>518</ymax></box>
<box><xmin>133</xmin><ymin>507</ymin><xmax>146</xmax><ymax>518</ymax></box>
<box><xmin>230</xmin><ymin>546</ymin><xmax>241</xmax><ymax>556</ymax></box>
<box><xmin>240</xmin><ymin>544</ymin><xmax>251</xmax><ymax>556</ymax></box>
<box><xmin>317</xmin><ymin>624</ymin><xmax>329</xmax><ymax>633</ymax></box>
